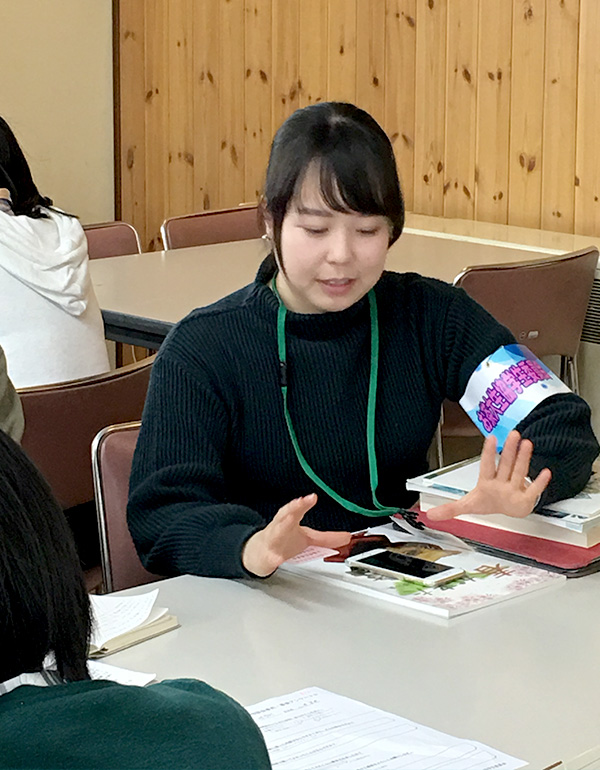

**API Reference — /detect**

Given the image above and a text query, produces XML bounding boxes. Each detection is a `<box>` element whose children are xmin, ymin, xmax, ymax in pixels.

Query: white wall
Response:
<box><xmin>0</xmin><ymin>1</ymin><xmax>114</xmax><ymax>223</ymax></box>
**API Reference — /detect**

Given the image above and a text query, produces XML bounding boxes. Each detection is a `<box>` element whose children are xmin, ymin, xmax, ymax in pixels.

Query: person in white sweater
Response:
<box><xmin>0</xmin><ymin>116</ymin><xmax>109</xmax><ymax>388</ymax></box>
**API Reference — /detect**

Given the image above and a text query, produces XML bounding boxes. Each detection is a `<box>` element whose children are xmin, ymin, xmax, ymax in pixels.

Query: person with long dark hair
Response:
<box><xmin>0</xmin><ymin>429</ymin><xmax>271</xmax><ymax>769</ymax></box>
<box><xmin>0</xmin><ymin>116</ymin><xmax>109</xmax><ymax>387</ymax></box>
<box><xmin>128</xmin><ymin>102</ymin><xmax>598</xmax><ymax>580</ymax></box>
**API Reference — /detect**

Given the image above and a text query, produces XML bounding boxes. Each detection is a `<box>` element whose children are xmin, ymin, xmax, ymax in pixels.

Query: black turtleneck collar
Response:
<box><xmin>250</xmin><ymin>255</ymin><xmax>370</xmax><ymax>340</ymax></box>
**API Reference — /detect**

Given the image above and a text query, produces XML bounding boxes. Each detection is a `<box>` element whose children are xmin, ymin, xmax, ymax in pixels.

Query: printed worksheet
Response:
<box><xmin>248</xmin><ymin>687</ymin><xmax>526</xmax><ymax>770</ymax></box>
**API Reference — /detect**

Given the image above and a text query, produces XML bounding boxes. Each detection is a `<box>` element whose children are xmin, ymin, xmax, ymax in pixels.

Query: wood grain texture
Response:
<box><xmin>244</xmin><ymin>0</ymin><xmax>272</xmax><ymax>201</ymax></box>
<box><xmin>542</xmin><ymin>0</ymin><xmax>579</xmax><ymax>233</ymax></box>
<box><xmin>328</xmin><ymin>0</ymin><xmax>357</xmax><ymax>102</ymax></box>
<box><xmin>193</xmin><ymin>0</ymin><xmax>220</xmax><ymax>213</ymax></box>
<box><xmin>219</xmin><ymin>0</ymin><xmax>246</xmax><ymax>207</ymax></box>
<box><xmin>475</xmin><ymin>0</ymin><xmax>512</xmax><ymax>224</ymax></box>
<box><xmin>575</xmin><ymin>0</ymin><xmax>600</xmax><ymax>236</ymax></box>
<box><xmin>508</xmin><ymin>0</ymin><xmax>546</xmax><ymax>229</ymax></box>
<box><xmin>414</xmin><ymin>0</ymin><xmax>447</xmax><ymax>216</ymax></box>
<box><xmin>298</xmin><ymin>0</ymin><xmax>328</xmax><ymax>107</ymax></box>
<box><xmin>167</xmin><ymin>0</ymin><xmax>194</xmax><ymax>219</ymax></box>
<box><xmin>272</xmin><ymin>0</ymin><xmax>299</xmax><ymax>136</ymax></box>
<box><xmin>356</xmin><ymin>0</ymin><xmax>385</xmax><ymax>125</ymax></box>
<box><xmin>384</xmin><ymin>0</ymin><xmax>416</xmax><ymax>212</ymax></box>
<box><xmin>117</xmin><ymin>0</ymin><xmax>600</xmax><ymax>247</ymax></box>
<box><xmin>118</xmin><ymin>0</ymin><xmax>146</xmax><ymax>245</ymax></box>
<box><xmin>444</xmin><ymin>0</ymin><xmax>478</xmax><ymax>219</ymax></box>
<box><xmin>143</xmin><ymin>0</ymin><xmax>169</xmax><ymax>250</ymax></box>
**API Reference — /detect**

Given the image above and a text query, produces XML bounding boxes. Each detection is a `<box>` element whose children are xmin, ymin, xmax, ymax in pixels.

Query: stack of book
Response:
<box><xmin>407</xmin><ymin>458</ymin><xmax>600</xmax><ymax>549</ymax></box>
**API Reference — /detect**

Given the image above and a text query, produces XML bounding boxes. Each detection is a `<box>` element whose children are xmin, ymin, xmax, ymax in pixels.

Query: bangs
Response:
<box><xmin>294</xmin><ymin>153</ymin><xmax>390</xmax><ymax>219</ymax></box>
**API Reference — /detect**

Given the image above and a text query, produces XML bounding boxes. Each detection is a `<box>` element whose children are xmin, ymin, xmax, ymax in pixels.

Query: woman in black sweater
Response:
<box><xmin>128</xmin><ymin>102</ymin><xmax>598</xmax><ymax>579</ymax></box>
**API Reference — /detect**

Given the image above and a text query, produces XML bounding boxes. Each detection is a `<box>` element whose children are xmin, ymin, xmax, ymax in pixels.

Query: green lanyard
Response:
<box><xmin>273</xmin><ymin>280</ymin><xmax>398</xmax><ymax>517</ymax></box>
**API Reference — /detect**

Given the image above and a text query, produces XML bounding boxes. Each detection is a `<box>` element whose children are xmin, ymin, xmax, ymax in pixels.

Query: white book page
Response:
<box><xmin>408</xmin><ymin>459</ymin><xmax>481</xmax><ymax>494</ymax></box>
<box><xmin>248</xmin><ymin>687</ymin><xmax>526</xmax><ymax>770</ymax></box>
<box><xmin>89</xmin><ymin>589</ymin><xmax>159</xmax><ymax>649</ymax></box>
<box><xmin>408</xmin><ymin>460</ymin><xmax>600</xmax><ymax>519</ymax></box>
<box><xmin>367</xmin><ymin>521</ymin><xmax>474</xmax><ymax>552</ymax></box>
<box><xmin>87</xmin><ymin>659</ymin><xmax>156</xmax><ymax>686</ymax></box>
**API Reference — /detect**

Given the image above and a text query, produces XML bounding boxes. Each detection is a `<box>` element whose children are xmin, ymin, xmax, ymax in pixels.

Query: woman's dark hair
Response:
<box><xmin>0</xmin><ymin>116</ymin><xmax>54</xmax><ymax>218</ymax></box>
<box><xmin>0</xmin><ymin>429</ymin><xmax>91</xmax><ymax>683</ymax></box>
<box><xmin>263</xmin><ymin>102</ymin><xmax>405</xmax><ymax>260</ymax></box>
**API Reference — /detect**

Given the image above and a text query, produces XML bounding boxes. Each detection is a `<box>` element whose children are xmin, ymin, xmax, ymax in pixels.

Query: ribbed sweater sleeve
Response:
<box><xmin>128</xmin><ymin>353</ymin><xmax>264</xmax><ymax>578</ymax></box>
<box><xmin>440</xmin><ymin>285</ymin><xmax>599</xmax><ymax>505</ymax></box>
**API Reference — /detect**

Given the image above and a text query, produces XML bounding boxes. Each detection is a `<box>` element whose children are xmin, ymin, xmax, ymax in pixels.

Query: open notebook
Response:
<box><xmin>89</xmin><ymin>589</ymin><xmax>179</xmax><ymax>657</ymax></box>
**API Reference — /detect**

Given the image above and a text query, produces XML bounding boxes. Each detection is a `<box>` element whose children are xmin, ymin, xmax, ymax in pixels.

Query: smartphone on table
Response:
<box><xmin>345</xmin><ymin>548</ymin><xmax>465</xmax><ymax>587</ymax></box>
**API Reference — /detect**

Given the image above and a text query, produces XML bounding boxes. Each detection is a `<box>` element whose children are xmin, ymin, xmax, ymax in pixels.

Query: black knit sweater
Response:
<box><xmin>128</xmin><ymin>259</ymin><xmax>599</xmax><ymax>578</ymax></box>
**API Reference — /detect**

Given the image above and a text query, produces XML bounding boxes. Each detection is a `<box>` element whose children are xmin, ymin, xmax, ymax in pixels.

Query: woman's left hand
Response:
<box><xmin>425</xmin><ymin>430</ymin><xmax>551</xmax><ymax>522</ymax></box>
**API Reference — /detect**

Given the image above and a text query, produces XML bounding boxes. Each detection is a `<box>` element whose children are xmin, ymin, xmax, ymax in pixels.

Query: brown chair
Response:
<box><xmin>92</xmin><ymin>422</ymin><xmax>162</xmax><ymax>592</ymax></box>
<box><xmin>18</xmin><ymin>355</ymin><xmax>155</xmax><ymax>511</ymax></box>
<box><xmin>438</xmin><ymin>246</ymin><xmax>599</xmax><ymax>465</ymax></box>
<box><xmin>83</xmin><ymin>220</ymin><xmax>145</xmax><ymax>366</ymax></box>
<box><xmin>83</xmin><ymin>221</ymin><xmax>142</xmax><ymax>259</ymax></box>
<box><xmin>160</xmin><ymin>204</ymin><xmax>263</xmax><ymax>250</ymax></box>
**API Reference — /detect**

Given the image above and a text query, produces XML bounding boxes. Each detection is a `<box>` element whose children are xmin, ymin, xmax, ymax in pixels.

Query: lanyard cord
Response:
<box><xmin>274</xmin><ymin>280</ymin><xmax>398</xmax><ymax>517</ymax></box>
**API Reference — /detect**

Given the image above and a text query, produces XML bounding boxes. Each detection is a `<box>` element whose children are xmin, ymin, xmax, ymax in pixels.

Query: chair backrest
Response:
<box><xmin>454</xmin><ymin>246</ymin><xmax>599</xmax><ymax>358</ymax></box>
<box><xmin>19</xmin><ymin>355</ymin><xmax>155</xmax><ymax>510</ymax></box>
<box><xmin>92</xmin><ymin>422</ymin><xmax>161</xmax><ymax>592</ymax></box>
<box><xmin>83</xmin><ymin>221</ymin><xmax>142</xmax><ymax>259</ymax></box>
<box><xmin>161</xmin><ymin>204</ymin><xmax>263</xmax><ymax>250</ymax></box>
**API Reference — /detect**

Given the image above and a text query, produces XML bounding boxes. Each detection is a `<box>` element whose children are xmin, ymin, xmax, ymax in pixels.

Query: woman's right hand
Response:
<box><xmin>241</xmin><ymin>493</ymin><xmax>352</xmax><ymax>577</ymax></box>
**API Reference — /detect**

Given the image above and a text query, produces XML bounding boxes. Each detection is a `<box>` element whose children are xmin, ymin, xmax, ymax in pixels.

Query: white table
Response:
<box><xmin>108</xmin><ymin>571</ymin><xmax>600</xmax><ymax>770</ymax></box>
<box><xmin>90</xmin><ymin>214</ymin><xmax>597</xmax><ymax>348</ymax></box>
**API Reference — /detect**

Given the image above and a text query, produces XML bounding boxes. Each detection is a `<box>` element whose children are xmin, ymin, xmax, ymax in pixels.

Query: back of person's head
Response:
<box><xmin>0</xmin><ymin>116</ymin><xmax>54</xmax><ymax>218</ymax></box>
<box><xmin>263</xmin><ymin>101</ymin><xmax>404</xmax><ymax>257</ymax></box>
<box><xmin>0</xmin><ymin>429</ymin><xmax>91</xmax><ymax>683</ymax></box>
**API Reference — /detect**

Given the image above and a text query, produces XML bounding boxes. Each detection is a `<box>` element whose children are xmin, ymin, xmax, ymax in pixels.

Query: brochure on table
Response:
<box><xmin>281</xmin><ymin>523</ymin><xmax>564</xmax><ymax>619</ymax></box>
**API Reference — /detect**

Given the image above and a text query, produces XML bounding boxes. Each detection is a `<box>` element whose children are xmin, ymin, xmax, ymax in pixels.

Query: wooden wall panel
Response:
<box><xmin>328</xmin><ymin>0</ymin><xmax>358</xmax><ymax>102</ymax></box>
<box><xmin>541</xmin><ymin>0</ymin><xmax>579</xmax><ymax>233</ymax></box>
<box><xmin>574</xmin><ymin>0</ymin><xmax>600</xmax><ymax>236</ymax></box>
<box><xmin>271</xmin><ymin>1</ymin><xmax>299</xmax><ymax>136</ymax></box>
<box><xmin>118</xmin><ymin>0</ymin><xmax>146</xmax><ymax>243</ymax></box>
<box><xmin>508</xmin><ymin>0</ymin><xmax>546</xmax><ymax>229</ymax></box>
<box><xmin>356</xmin><ymin>0</ymin><xmax>385</xmax><ymax>125</ymax></box>
<box><xmin>219</xmin><ymin>0</ymin><xmax>246</xmax><ymax>206</ymax></box>
<box><xmin>413</xmin><ymin>0</ymin><xmax>447</xmax><ymax>216</ymax></box>
<box><xmin>384</xmin><ymin>0</ymin><xmax>416</xmax><ymax>212</ymax></box>
<box><xmin>298</xmin><ymin>0</ymin><xmax>328</xmax><ymax>107</ymax></box>
<box><xmin>244</xmin><ymin>0</ymin><xmax>272</xmax><ymax>201</ymax></box>
<box><xmin>118</xmin><ymin>0</ymin><xmax>600</xmax><ymax>248</ymax></box>
<box><xmin>167</xmin><ymin>0</ymin><xmax>194</xmax><ymax>220</ymax></box>
<box><xmin>475</xmin><ymin>1</ymin><xmax>512</xmax><ymax>224</ymax></box>
<box><xmin>143</xmin><ymin>0</ymin><xmax>169</xmax><ymax>250</ymax></box>
<box><xmin>193</xmin><ymin>0</ymin><xmax>220</xmax><ymax>213</ymax></box>
<box><xmin>444</xmin><ymin>0</ymin><xmax>478</xmax><ymax>219</ymax></box>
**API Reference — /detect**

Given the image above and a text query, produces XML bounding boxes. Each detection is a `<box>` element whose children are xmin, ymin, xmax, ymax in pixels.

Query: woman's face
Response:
<box><xmin>273</xmin><ymin>169</ymin><xmax>390</xmax><ymax>314</ymax></box>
